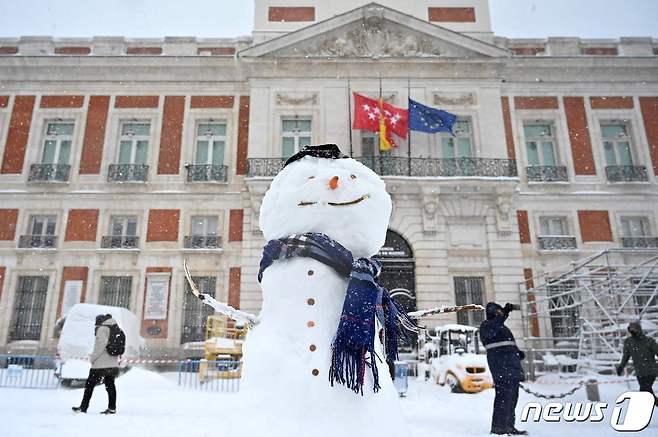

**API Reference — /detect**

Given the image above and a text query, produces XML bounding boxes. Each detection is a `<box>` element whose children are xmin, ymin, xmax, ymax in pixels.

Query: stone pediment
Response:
<box><xmin>239</xmin><ymin>3</ymin><xmax>510</xmax><ymax>59</ymax></box>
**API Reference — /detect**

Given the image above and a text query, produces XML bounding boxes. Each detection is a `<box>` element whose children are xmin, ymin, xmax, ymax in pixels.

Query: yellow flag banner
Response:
<box><xmin>378</xmin><ymin>98</ymin><xmax>393</xmax><ymax>151</ymax></box>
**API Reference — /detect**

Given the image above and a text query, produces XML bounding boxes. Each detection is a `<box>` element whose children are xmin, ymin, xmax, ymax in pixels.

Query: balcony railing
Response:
<box><xmin>526</xmin><ymin>165</ymin><xmax>568</xmax><ymax>182</ymax></box>
<box><xmin>621</xmin><ymin>237</ymin><xmax>658</xmax><ymax>249</ymax></box>
<box><xmin>100</xmin><ymin>235</ymin><xmax>139</xmax><ymax>249</ymax></box>
<box><xmin>186</xmin><ymin>164</ymin><xmax>228</xmax><ymax>182</ymax></box>
<box><xmin>28</xmin><ymin>164</ymin><xmax>71</xmax><ymax>182</ymax></box>
<box><xmin>18</xmin><ymin>235</ymin><xmax>57</xmax><ymax>249</ymax></box>
<box><xmin>108</xmin><ymin>164</ymin><xmax>149</xmax><ymax>182</ymax></box>
<box><xmin>605</xmin><ymin>165</ymin><xmax>648</xmax><ymax>183</ymax></box>
<box><xmin>247</xmin><ymin>157</ymin><xmax>517</xmax><ymax>178</ymax></box>
<box><xmin>183</xmin><ymin>235</ymin><xmax>221</xmax><ymax>249</ymax></box>
<box><xmin>538</xmin><ymin>236</ymin><xmax>578</xmax><ymax>251</ymax></box>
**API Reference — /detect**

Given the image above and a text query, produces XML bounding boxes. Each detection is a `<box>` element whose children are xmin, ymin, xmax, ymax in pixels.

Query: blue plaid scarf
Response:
<box><xmin>258</xmin><ymin>233</ymin><xmax>419</xmax><ymax>395</ymax></box>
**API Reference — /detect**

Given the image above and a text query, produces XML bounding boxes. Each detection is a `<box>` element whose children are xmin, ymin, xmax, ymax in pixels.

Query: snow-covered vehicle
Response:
<box><xmin>56</xmin><ymin>303</ymin><xmax>144</xmax><ymax>387</ymax></box>
<box><xmin>425</xmin><ymin>324</ymin><xmax>493</xmax><ymax>393</ymax></box>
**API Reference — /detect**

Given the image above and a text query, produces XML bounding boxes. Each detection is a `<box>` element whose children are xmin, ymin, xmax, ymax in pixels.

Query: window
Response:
<box><xmin>194</xmin><ymin>121</ymin><xmax>226</xmax><ymax>166</ymax></box>
<box><xmin>601</xmin><ymin>122</ymin><xmax>634</xmax><ymax>166</ymax></box>
<box><xmin>103</xmin><ymin>216</ymin><xmax>138</xmax><ymax>248</ymax></box>
<box><xmin>118</xmin><ymin>121</ymin><xmax>150</xmax><ymax>164</ymax></box>
<box><xmin>191</xmin><ymin>215</ymin><xmax>218</xmax><ymax>236</ymax></box>
<box><xmin>440</xmin><ymin>119</ymin><xmax>472</xmax><ymax>158</ymax></box>
<box><xmin>621</xmin><ymin>217</ymin><xmax>650</xmax><ymax>237</ymax></box>
<box><xmin>539</xmin><ymin>216</ymin><xmax>568</xmax><ymax>236</ymax></box>
<box><xmin>9</xmin><ymin>276</ymin><xmax>49</xmax><ymax>341</ymax></box>
<box><xmin>361</xmin><ymin>131</ymin><xmax>378</xmax><ymax>157</ymax></box>
<box><xmin>281</xmin><ymin>117</ymin><xmax>312</xmax><ymax>159</ymax></box>
<box><xmin>99</xmin><ymin>276</ymin><xmax>132</xmax><ymax>309</ymax></box>
<box><xmin>524</xmin><ymin>122</ymin><xmax>558</xmax><ymax>166</ymax></box>
<box><xmin>547</xmin><ymin>280</ymin><xmax>579</xmax><ymax>338</ymax></box>
<box><xmin>181</xmin><ymin>276</ymin><xmax>216</xmax><ymax>343</ymax></box>
<box><xmin>29</xmin><ymin>215</ymin><xmax>57</xmax><ymax>237</ymax></box>
<box><xmin>40</xmin><ymin>121</ymin><xmax>74</xmax><ymax>165</ymax></box>
<box><xmin>454</xmin><ymin>276</ymin><xmax>485</xmax><ymax>327</ymax></box>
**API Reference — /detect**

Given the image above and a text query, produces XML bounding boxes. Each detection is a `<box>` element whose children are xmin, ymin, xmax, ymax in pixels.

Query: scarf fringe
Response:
<box><xmin>329</xmin><ymin>341</ymin><xmax>381</xmax><ymax>395</ymax></box>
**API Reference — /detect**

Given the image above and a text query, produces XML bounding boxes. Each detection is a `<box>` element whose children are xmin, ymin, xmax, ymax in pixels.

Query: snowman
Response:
<box><xmin>183</xmin><ymin>144</ymin><xmax>480</xmax><ymax>435</ymax></box>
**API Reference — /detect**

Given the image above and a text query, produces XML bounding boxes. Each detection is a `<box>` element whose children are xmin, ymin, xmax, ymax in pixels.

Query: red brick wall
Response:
<box><xmin>40</xmin><ymin>95</ymin><xmax>84</xmax><ymax>108</ymax></box>
<box><xmin>0</xmin><ymin>96</ymin><xmax>8</xmax><ymax>107</ymax></box>
<box><xmin>514</xmin><ymin>96</ymin><xmax>559</xmax><ymax>110</ymax></box>
<box><xmin>126</xmin><ymin>47</ymin><xmax>162</xmax><ymax>55</ymax></box>
<box><xmin>517</xmin><ymin>210</ymin><xmax>531</xmax><ymax>244</ymax></box>
<box><xmin>54</xmin><ymin>47</ymin><xmax>91</xmax><ymax>55</ymax></box>
<box><xmin>141</xmin><ymin>267</ymin><xmax>172</xmax><ymax>338</ymax></box>
<box><xmin>428</xmin><ymin>7</ymin><xmax>476</xmax><ymax>22</ymax></box>
<box><xmin>1</xmin><ymin>95</ymin><xmax>35</xmax><ymax>174</ymax></box>
<box><xmin>0</xmin><ymin>47</ymin><xmax>18</xmax><ymax>55</ymax></box>
<box><xmin>639</xmin><ymin>97</ymin><xmax>658</xmax><ymax>175</ymax></box>
<box><xmin>523</xmin><ymin>268</ymin><xmax>540</xmax><ymax>337</ymax></box>
<box><xmin>501</xmin><ymin>97</ymin><xmax>516</xmax><ymax>160</ymax></box>
<box><xmin>79</xmin><ymin>96</ymin><xmax>110</xmax><ymax>174</ymax></box>
<box><xmin>564</xmin><ymin>97</ymin><xmax>596</xmax><ymax>175</ymax></box>
<box><xmin>157</xmin><ymin>96</ymin><xmax>185</xmax><ymax>175</ymax></box>
<box><xmin>56</xmin><ymin>267</ymin><xmax>88</xmax><ymax>318</ymax></box>
<box><xmin>589</xmin><ymin>96</ymin><xmax>634</xmax><ymax>110</ymax></box>
<box><xmin>228</xmin><ymin>267</ymin><xmax>241</xmax><ymax>309</ymax></box>
<box><xmin>190</xmin><ymin>96</ymin><xmax>234</xmax><ymax>109</ymax></box>
<box><xmin>236</xmin><ymin>96</ymin><xmax>250</xmax><ymax>175</ymax></box>
<box><xmin>578</xmin><ymin>210</ymin><xmax>613</xmax><ymax>242</ymax></box>
<box><xmin>0</xmin><ymin>209</ymin><xmax>18</xmax><ymax>240</ymax></box>
<box><xmin>229</xmin><ymin>209</ymin><xmax>244</xmax><ymax>242</ymax></box>
<box><xmin>115</xmin><ymin>96</ymin><xmax>159</xmax><ymax>108</ymax></box>
<box><xmin>511</xmin><ymin>47</ymin><xmax>545</xmax><ymax>56</ymax></box>
<box><xmin>268</xmin><ymin>6</ymin><xmax>315</xmax><ymax>22</ymax></box>
<box><xmin>146</xmin><ymin>210</ymin><xmax>180</xmax><ymax>242</ymax></box>
<box><xmin>197</xmin><ymin>47</ymin><xmax>236</xmax><ymax>56</ymax></box>
<box><xmin>64</xmin><ymin>209</ymin><xmax>99</xmax><ymax>242</ymax></box>
<box><xmin>582</xmin><ymin>47</ymin><xmax>618</xmax><ymax>56</ymax></box>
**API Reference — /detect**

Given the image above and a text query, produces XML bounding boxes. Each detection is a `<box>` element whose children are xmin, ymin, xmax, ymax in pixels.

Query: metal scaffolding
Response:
<box><xmin>520</xmin><ymin>249</ymin><xmax>658</xmax><ymax>378</ymax></box>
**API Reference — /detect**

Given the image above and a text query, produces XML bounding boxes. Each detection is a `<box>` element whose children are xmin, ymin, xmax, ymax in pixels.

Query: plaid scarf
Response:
<box><xmin>258</xmin><ymin>233</ymin><xmax>419</xmax><ymax>395</ymax></box>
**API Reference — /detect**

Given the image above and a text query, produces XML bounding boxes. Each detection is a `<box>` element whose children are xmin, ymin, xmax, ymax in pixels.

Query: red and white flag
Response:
<box><xmin>352</xmin><ymin>92</ymin><xmax>408</xmax><ymax>150</ymax></box>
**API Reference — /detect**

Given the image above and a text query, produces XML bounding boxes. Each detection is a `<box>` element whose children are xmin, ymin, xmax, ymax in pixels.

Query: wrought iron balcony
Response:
<box><xmin>18</xmin><ymin>235</ymin><xmax>57</xmax><ymax>249</ymax></box>
<box><xmin>247</xmin><ymin>157</ymin><xmax>517</xmax><ymax>178</ymax></box>
<box><xmin>605</xmin><ymin>165</ymin><xmax>648</xmax><ymax>183</ymax></box>
<box><xmin>28</xmin><ymin>164</ymin><xmax>71</xmax><ymax>182</ymax></box>
<box><xmin>621</xmin><ymin>237</ymin><xmax>658</xmax><ymax>249</ymax></box>
<box><xmin>538</xmin><ymin>236</ymin><xmax>578</xmax><ymax>251</ymax></box>
<box><xmin>107</xmin><ymin>164</ymin><xmax>149</xmax><ymax>182</ymax></box>
<box><xmin>186</xmin><ymin>164</ymin><xmax>228</xmax><ymax>182</ymax></box>
<box><xmin>100</xmin><ymin>235</ymin><xmax>139</xmax><ymax>249</ymax></box>
<box><xmin>526</xmin><ymin>165</ymin><xmax>568</xmax><ymax>182</ymax></box>
<box><xmin>183</xmin><ymin>235</ymin><xmax>221</xmax><ymax>249</ymax></box>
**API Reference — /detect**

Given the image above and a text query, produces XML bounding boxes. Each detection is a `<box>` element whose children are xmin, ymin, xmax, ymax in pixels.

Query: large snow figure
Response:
<box><xmin>238</xmin><ymin>144</ymin><xmax>411</xmax><ymax>436</ymax></box>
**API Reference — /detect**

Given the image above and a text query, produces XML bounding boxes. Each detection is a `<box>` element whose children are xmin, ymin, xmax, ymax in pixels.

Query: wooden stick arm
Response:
<box><xmin>184</xmin><ymin>259</ymin><xmax>259</xmax><ymax>327</ymax></box>
<box><xmin>408</xmin><ymin>304</ymin><xmax>485</xmax><ymax>320</ymax></box>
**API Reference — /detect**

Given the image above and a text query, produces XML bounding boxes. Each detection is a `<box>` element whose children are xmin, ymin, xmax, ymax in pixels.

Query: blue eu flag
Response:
<box><xmin>408</xmin><ymin>99</ymin><xmax>457</xmax><ymax>134</ymax></box>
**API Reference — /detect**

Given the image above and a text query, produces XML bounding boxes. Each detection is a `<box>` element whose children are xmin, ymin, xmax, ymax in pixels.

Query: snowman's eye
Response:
<box><xmin>308</xmin><ymin>176</ymin><xmax>315</xmax><ymax>180</ymax></box>
<box><xmin>350</xmin><ymin>174</ymin><xmax>357</xmax><ymax>180</ymax></box>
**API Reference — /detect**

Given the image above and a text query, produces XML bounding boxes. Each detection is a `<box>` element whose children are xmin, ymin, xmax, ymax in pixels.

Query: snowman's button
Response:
<box><xmin>308</xmin><ymin>270</ymin><xmax>314</xmax><ymax>276</ymax></box>
<box><xmin>307</xmin><ymin>298</ymin><xmax>315</xmax><ymax>306</ymax></box>
<box><xmin>307</xmin><ymin>321</ymin><xmax>315</xmax><ymax>328</ymax></box>
<box><xmin>309</xmin><ymin>344</ymin><xmax>317</xmax><ymax>352</ymax></box>
<box><xmin>312</xmin><ymin>369</ymin><xmax>320</xmax><ymax>376</ymax></box>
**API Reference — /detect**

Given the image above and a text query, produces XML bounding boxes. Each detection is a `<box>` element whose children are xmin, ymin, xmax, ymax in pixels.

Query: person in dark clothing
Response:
<box><xmin>72</xmin><ymin>314</ymin><xmax>120</xmax><ymax>414</ymax></box>
<box><xmin>480</xmin><ymin>302</ymin><xmax>527</xmax><ymax>435</ymax></box>
<box><xmin>617</xmin><ymin>321</ymin><xmax>658</xmax><ymax>407</ymax></box>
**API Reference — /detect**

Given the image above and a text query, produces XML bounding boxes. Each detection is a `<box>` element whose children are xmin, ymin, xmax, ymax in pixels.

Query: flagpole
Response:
<box><xmin>378</xmin><ymin>74</ymin><xmax>383</xmax><ymax>174</ymax></box>
<box><xmin>347</xmin><ymin>76</ymin><xmax>353</xmax><ymax>157</ymax></box>
<box><xmin>407</xmin><ymin>77</ymin><xmax>411</xmax><ymax>176</ymax></box>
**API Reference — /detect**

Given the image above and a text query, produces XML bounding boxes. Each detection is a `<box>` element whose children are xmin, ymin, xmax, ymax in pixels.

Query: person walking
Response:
<box><xmin>72</xmin><ymin>314</ymin><xmax>120</xmax><ymax>414</ymax></box>
<box><xmin>617</xmin><ymin>321</ymin><xmax>658</xmax><ymax>407</ymax></box>
<box><xmin>480</xmin><ymin>302</ymin><xmax>527</xmax><ymax>435</ymax></box>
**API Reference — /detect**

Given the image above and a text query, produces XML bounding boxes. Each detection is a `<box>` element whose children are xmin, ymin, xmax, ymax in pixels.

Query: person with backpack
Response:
<box><xmin>72</xmin><ymin>313</ymin><xmax>125</xmax><ymax>414</ymax></box>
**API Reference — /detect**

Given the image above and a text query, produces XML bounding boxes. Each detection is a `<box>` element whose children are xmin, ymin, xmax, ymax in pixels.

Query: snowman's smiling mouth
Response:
<box><xmin>298</xmin><ymin>194</ymin><xmax>369</xmax><ymax>207</ymax></box>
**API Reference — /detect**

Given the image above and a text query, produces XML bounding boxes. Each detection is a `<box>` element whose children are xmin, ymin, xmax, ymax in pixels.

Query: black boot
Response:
<box><xmin>72</xmin><ymin>407</ymin><xmax>86</xmax><ymax>413</ymax></box>
<box><xmin>100</xmin><ymin>409</ymin><xmax>116</xmax><ymax>415</ymax></box>
<box><xmin>491</xmin><ymin>429</ymin><xmax>507</xmax><ymax>435</ymax></box>
<box><xmin>507</xmin><ymin>428</ymin><xmax>528</xmax><ymax>435</ymax></box>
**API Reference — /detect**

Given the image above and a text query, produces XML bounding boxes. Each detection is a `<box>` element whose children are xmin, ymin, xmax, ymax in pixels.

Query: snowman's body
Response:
<box><xmin>235</xmin><ymin>149</ymin><xmax>411</xmax><ymax>436</ymax></box>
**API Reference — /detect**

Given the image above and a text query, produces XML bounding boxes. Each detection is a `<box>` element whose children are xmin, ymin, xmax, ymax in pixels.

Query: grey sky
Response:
<box><xmin>1</xmin><ymin>0</ymin><xmax>657</xmax><ymax>39</ymax></box>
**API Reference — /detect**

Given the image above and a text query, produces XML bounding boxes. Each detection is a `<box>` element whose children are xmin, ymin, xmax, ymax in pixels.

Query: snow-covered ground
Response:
<box><xmin>1</xmin><ymin>367</ymin><xmax>656</xmax><ymax>437</ymax></box>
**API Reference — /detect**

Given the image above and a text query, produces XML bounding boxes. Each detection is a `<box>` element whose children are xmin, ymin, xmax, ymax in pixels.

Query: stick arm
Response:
<box><xmin>184</xmin><ymin>259</ymin><xmax>259</xmax><ymax>327</ymax></box>
<box><xmin>407</xmin><ymin>304</ymin><xmax>485</xmax><ymax>320</ymax></box>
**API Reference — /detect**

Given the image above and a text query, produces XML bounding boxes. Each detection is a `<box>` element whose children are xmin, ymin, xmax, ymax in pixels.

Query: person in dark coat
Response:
<box><xmin>480</xmin><ymin>302</ymin><xmax>527</xmax><ymax>435</ymax></box>
<box><xmin>617</xmin><ymin>321</ymin><xmax>658</xmax><ymax>406</ymax></box>
<box><xmin>72</xmin><ymin>314</ymin><xmax>120</xmax><ymax>414</ymax></box>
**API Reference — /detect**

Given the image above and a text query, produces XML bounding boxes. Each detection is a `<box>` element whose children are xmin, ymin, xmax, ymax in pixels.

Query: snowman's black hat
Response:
<box><xmin>284</xmin><ymin>144</ymin><xmax>348</xmax><ymax>168</ymax></box>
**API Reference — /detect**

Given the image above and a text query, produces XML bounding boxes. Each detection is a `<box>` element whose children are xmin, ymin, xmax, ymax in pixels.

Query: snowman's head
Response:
<box><xmin>259</xmin><ymin>145</ymin><xmax>392</xmax><ymax>258</ymax></box>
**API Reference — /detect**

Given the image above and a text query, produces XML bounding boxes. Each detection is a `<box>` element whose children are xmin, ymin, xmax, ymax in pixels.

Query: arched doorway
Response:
<box><xmin>374</xmin><ymin>229</ymin><xmax>416</xmax><ymax>352</ymax></box>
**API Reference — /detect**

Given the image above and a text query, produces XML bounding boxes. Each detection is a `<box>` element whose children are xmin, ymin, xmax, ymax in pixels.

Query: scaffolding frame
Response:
<box><xmin>520</xmin><ymin>249</ymin><xmax>658</xmax><ymax>378</ymax></box>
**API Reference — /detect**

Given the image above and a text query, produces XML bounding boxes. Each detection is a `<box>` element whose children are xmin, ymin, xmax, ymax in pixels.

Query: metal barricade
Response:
<box><xmin>177</xmin><ymin>359</ymin><xmax>241</xmax><ymax>392</ymax></box>
<box><xmin>0</xmin><ymin>355</ymin><xmax>61</xmax><ymax>389</ymax></box>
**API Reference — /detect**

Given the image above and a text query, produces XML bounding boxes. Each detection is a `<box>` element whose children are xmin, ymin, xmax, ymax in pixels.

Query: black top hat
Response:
<box><xmin>283</xmin><ymin>144</ymin><xmax>348</xmax><ymax>168</ymax></box>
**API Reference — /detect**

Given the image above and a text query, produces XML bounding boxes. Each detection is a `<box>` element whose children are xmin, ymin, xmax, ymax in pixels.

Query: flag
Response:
<box><xmin>408</xmin><ymin>99</ymin><xmax>457</xmax><ymax>134</ymax></box>
<box><xmin>352</xmin><ymin>92</ymin><xmax>408</xmax><ymax>151</ymax></box>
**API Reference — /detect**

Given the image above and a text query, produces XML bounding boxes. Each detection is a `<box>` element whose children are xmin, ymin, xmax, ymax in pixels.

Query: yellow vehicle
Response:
<box><xmin>198</xmin><ymin>315</ymin><xmax>248</xmax><ymax>382</ymax></box>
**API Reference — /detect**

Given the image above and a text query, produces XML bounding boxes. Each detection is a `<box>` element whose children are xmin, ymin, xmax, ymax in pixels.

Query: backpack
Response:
<box><xmin>106</xmin><ymin>324</ymin><xmax>126</xmax><ymax>356</ymax></box>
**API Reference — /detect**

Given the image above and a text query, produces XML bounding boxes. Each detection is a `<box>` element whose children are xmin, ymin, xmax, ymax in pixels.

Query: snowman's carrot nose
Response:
<box><xmin>329</xmin><ymin>176</ymin><xmax>339</xmax><ymax>190</ymax></box>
